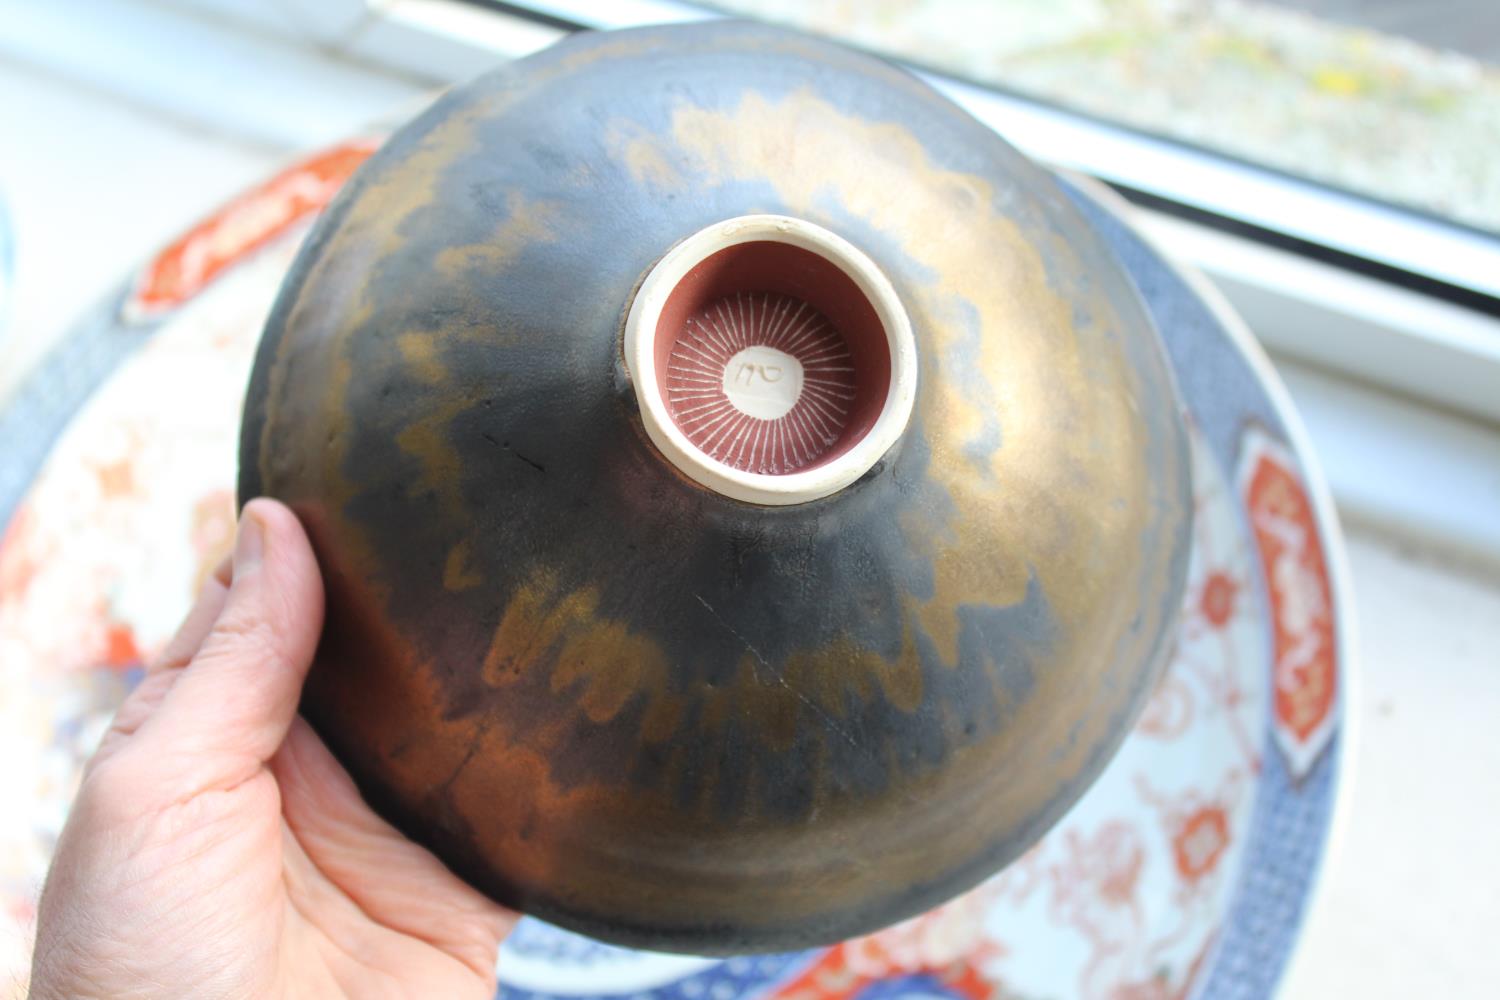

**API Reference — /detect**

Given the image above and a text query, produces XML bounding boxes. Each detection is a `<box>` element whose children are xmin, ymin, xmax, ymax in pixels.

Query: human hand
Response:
<box><xmin>29</xmin><ymin>499</ymin><xmax>515</xmax><ymax>999</ymax></box>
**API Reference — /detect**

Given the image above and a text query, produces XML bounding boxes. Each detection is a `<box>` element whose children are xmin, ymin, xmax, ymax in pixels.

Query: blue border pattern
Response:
<box><xmin>0</xmin><ymin>292</ymin><xmax>160</xmax><ymax>537</ymax></box>
<box><xmin>0</xmin><ymin>192</ymin><xmax>13</xmax><ymax>346</ymax></box>
<box><xmin>1067</xmin><ymin>184</ymin><xmax>1342</xmax><ymax>1000</ymax></box>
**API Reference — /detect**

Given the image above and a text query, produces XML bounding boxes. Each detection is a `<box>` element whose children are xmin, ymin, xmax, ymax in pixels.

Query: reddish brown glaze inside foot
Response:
<box><xmin>653</xmin><ymin>241</ymin><xmax>892</xmax><ymax>476</ymax></box>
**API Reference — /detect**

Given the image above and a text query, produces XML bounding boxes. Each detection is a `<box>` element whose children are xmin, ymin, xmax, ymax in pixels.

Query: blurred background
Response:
<box><xmin>1</xmin><ymin>1</ymin><xmax>1497</xmax><ymax>997</ymax></box>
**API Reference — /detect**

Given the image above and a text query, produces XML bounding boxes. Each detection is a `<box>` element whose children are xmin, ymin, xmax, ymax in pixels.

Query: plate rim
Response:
<box><xmin>1064</xmin><ymin>174</ymin><xmax>1359</xmax><ymax>999</ymax></box>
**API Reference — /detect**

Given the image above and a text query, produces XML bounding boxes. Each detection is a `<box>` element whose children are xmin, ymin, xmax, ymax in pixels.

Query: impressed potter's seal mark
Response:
<box><xmin>723</xmin><ymin>345</ymin><xmax>804</xmax><ymax>420</ymax></box>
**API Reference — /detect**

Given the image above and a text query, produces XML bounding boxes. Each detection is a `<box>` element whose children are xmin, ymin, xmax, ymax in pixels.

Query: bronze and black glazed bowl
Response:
<box><xmin>239</xmin><ymin>21</ymin><xmax>1193</xmax><ymax>955</ymax></box>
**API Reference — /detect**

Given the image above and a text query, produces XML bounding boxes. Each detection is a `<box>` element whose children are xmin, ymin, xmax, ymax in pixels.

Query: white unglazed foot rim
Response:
<box><xmin>624</xmin><ymin>215</ymin><xmax>917</xmax><ymax>506</ymax></box>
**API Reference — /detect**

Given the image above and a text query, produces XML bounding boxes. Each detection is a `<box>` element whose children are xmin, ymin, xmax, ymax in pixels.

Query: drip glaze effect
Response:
<box><xmin>665</xmin><ymin>291</ymin><xmax>856</xmax><ymax>475</ymax></box>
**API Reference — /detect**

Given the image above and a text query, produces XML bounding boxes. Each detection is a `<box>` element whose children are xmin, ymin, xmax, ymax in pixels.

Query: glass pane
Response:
<box><xmin>707</xmin><ymin>0</ymin><xmax>1500</xmax><ymax>235</ymax></box>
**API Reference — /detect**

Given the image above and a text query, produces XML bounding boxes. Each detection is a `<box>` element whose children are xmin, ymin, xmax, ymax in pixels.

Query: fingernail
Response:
<box><xmin>234</xmin><ymin>509</ymin><xmax>265</xmax><ymax>574</ymax></box>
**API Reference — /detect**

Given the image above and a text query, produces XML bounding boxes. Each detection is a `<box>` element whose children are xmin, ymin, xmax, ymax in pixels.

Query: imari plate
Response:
<box><xmin>0</xmin><ymin>143</ymin><xmax>1350</xmax><ymax>1000</ymax></box>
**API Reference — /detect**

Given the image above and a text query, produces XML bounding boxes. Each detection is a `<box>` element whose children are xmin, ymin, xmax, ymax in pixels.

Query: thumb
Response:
<box><xmin>138</xmin><ymin>498</ymin><xmax>325</xmax><ymax>775</ymax></box>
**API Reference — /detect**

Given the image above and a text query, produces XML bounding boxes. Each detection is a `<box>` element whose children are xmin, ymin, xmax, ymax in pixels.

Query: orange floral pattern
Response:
<box><xmin>126</xmin><ymin>141</ymin><xmax>376</xmax><ymax>317</ymax></box>
<box><xmin>1241</xmin><ymin>429</ymin><xmax>1338</xmax><ymax>776</ymax></box>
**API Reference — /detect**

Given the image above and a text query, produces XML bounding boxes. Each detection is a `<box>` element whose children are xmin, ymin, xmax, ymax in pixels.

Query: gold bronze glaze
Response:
<box><xmin>442</xmin><ymin>539</ymin><xmax>483</xmax><ymax>591</ymax></box>
<box><xmin>243</xmin><ymin>23</ymin><xmax>1189</xmax><ymax>952</ymax></box>
<box><xmin>615</xmin><ymin>95</ymin><xmax>1175</xmax><ymax>848</ymax></box>
<box><xmin>434</xmin><ymin>191</ymin><xmax>560</xmax><ymax>276</ymax></box>
<box><xmin>619</xmin><ymin>87</ymin><xmax>1154</xmax><ymax>636</ymax></box>
<box><xmin>257</xmin><ymin>100</ymin><xmax>483</xmax><ymax>565</ymax></box>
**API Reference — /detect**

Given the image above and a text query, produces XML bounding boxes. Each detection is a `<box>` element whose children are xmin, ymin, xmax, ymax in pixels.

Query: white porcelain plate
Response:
<box><xmin>0</xmin><ymin>144</ymin><xmax>1350</xmax><ymax>1000</ymax></box>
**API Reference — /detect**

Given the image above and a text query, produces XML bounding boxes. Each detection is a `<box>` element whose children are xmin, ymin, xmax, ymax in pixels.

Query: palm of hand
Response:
<box><xmin>30</xmin><ymin>501</ymin><xmax>514</xmax><ymax>1000</ymax></box>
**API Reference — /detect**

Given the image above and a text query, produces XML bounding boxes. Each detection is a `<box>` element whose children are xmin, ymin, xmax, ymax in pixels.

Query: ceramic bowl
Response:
<box><xmin>239</xmin><ymin>23</ymin><xmax>1192</xmax><ymax>953</ymax></box>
